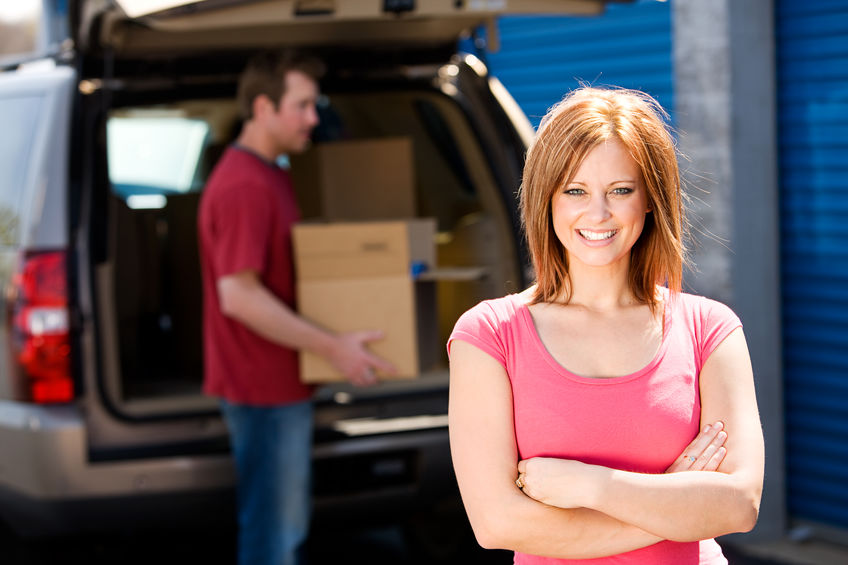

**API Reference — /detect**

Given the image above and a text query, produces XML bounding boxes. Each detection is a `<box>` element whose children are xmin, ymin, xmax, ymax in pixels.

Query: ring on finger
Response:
<box><xmin>515</xmin><ymin>475</ymin><xmax>525</xmax><ymax>489</ymax></box>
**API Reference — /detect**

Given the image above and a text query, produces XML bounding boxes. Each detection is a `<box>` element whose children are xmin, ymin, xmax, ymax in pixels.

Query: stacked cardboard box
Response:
<box><xmin>289</xmin><ymin>137</ymin><xmax>415</xmax><ymax>221</ymax></box>
<box><xmin>292</xmin><ymin>219</ymin><xmax>438</xmax><ymax>383</ymax></box>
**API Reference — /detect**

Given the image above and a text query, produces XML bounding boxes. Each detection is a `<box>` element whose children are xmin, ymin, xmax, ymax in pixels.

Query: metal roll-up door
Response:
<box><xmin>482</xmin><ymin>0</ymin><xmax>673</xmax><ymax>127</ymax></box>
<box><xmin>777</xmin><ymin>0</ymin><xmax>848</xmax><ymax>530</ymax></box>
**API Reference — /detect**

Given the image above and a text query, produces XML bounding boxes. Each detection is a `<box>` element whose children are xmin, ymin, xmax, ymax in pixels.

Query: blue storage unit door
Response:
<box><xmin>777</xmin><ymin>0</ymin><xmax>848</xmax><ymax>529</ymax></box>
<box><xmin>483</xmin><ymin>0</ymin><xmax>673</xmax><ymax>128</ymax></box>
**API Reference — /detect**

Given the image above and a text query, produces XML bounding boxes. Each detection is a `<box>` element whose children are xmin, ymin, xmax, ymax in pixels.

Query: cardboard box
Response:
<box><xmin>290</xmin><ymin>137</ymin><xmax>415</xmax><ymax>221</ymax></box>
<box><xmin>293</xmin><ymin>219</ymin><xmax>437</xmax><ymax>383</ymax></box>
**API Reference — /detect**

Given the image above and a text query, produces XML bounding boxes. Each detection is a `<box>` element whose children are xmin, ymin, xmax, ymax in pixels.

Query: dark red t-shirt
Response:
<box><xmin>198</xmin><ymin>146</ymin><xmax>313</xmax><ymax>405</ymax></box>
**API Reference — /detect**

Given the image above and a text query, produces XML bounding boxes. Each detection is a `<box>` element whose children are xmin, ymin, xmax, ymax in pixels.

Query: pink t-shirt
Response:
<box><xmin>448</xmin><ymin>289</ymin><xmax>741</xmax><ymax>564</ymax></box>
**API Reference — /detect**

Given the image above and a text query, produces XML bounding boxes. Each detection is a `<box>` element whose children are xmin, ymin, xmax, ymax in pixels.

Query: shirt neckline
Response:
<box><xmin>513</xmin><ymin>288</ymin><xmax>673</xmax><ymax>385</ymax></box>
<box><xmin>231</xmin><ymin>143</ymin><xmax>281</xmax><ymax>170</ymax></box>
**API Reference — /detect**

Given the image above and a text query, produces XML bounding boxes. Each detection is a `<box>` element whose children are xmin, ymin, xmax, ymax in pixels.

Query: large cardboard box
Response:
<box><xmin>293</xmin><ymin>219</ymin><xmax>437</xmax><ymax>383</ymax></box>
<box><xmin>289</xmin><ymin>137</ymin><xmax>415</xmax><ymax>221</ymax></box>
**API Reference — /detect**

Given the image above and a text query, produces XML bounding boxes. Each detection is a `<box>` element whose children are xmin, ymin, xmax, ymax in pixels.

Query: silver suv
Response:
<box><xmin>0</xmin><ymin>0</ymin><xmax>611</xmax><ymax>549</ymax></box>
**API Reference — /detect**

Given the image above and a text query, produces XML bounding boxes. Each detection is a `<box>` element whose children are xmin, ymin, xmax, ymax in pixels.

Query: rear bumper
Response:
<box><xmin>0</xmin><ymin>400</ymin><xmax>457</xmax><ymax>536</ymax></box>
<box><xmin>312</xmin><ymin>427</ymin><xmax>456</xmax><ymax>526</ymax></box>
<box><xmin>0</xmin><ymin>400</ymin><xmax>234</xmax><ymax>536</ymax></box>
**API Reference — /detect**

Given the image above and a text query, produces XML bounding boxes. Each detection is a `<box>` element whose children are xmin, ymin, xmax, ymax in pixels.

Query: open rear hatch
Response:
<box><xmin>76</xmin><ymin>0</ymin><xmax>612</xmax><ymax>54</ymax></box>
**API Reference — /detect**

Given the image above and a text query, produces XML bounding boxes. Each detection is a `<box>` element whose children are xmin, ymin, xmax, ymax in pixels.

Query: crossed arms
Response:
<box><xmin>447</xmin><ymin>327</ymin><xmax>764</xmax><ymax>560</ymax></box>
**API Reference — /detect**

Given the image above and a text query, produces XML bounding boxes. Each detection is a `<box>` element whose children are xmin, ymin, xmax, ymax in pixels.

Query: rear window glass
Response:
<box><xmin>107</xmin><ymin>114</ymin><xmax>212</xmax><ymax>208</ymax></box>
<box><xmin>0</xmin><ymin>2</ymin><xmax>41</xmax><ymax>62</ymax></box>
<box><xmin>0</xmin><ymin>95</ymin><xmax>41</xmax><ymax>246</ymax></box>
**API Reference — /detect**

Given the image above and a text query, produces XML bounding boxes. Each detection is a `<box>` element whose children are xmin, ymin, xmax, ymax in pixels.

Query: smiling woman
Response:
<box><xmin>551</xmin><ymin>138</ymin><xmax>650</xmax><ymax>275</ymax></box>
<box><xmin>447</xmin><ymin>86</ymin><xmax>764</xmax><ymax>564</ymax></box>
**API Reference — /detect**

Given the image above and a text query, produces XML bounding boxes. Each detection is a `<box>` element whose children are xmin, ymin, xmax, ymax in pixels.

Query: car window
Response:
<box><xmin>0</xmin><ymin>95</ymin><xmax>41</xmax><ymax>247</ymax></box>
<box><xmin>0</xmin><ymin>2</ymin><xmax>41</xmax><ymax>63</ymax></box>
<box><xmin>107</xmin><ymin>113</ymin><xmax>211</xmax><ymax>208</ymax></box>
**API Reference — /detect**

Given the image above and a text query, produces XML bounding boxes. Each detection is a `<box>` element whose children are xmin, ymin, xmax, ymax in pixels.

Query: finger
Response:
<box><xmin>360</xmin><ymin>367</ymin><xmax>377</xmax><ymax>385</ymax></box>
<box><xmin>666</xmin><ymin>422</ymin><xmax>722</xmax><ymax>472</ymax></box>
<box><xmin>675</xmin><ymin>428</ymin><xmax>727</xmax><ymax>472</ymax></box>
<box><xmin>515</xmin><ymin>472</ymin><xmax>526</xmax><ymax>490</ymax></box>
<box><xmin>690</xmin><ymin>422</ymin><xmax>723</xmax><ymax>454</ymax></box>
<box><xmin>356</xmin><ymin>330</ymin><xmax>385</xmax><ymax>344</ymax></box>
<box><xmin>369</xmin><ymin>354</ymin><xmax>397</xmax><ymax>375</ymax></box>
<box><xmin>517</xmin><ymin>460</ymin><xmax>527</xmax><ymax>473</ymax></box>
<box><xmin>703</xmin><ymin>446</ymin><xmax>727</xmax><ymax>472</ymax></box>
<box><xmin>669</xmin><ymin>428</ymin><xmax>714</xmax><ymax>472</ymax></box>
<box><xmin>348</xmin><ymin>367</ymin><xmax>376</xmax><ymax>387</ymax></box>
<box><xmin>684</xmin><ymin>421</ymin><xmax>723</xmax><ymax>457</ymax></box>
<box><xmin>689</xmin><ymin>431</ymin><xmax>726</xmax><ymax>471</ymax></box>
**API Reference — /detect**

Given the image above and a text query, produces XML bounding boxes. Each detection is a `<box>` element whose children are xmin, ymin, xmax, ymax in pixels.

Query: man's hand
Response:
<box><xmin>327</xmin><ymin>330</ymin><xmax>397</xmax><ymax>387</ymax></box>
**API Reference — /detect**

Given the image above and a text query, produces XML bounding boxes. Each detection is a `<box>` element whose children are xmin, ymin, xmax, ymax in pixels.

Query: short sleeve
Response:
<box><xmin>697</xmin><ymin>297</ymin><xmax>743</xmax><ymax>370</ymax></box>
<box><xmin>209</xmin><ymin>181</ymin><xmax>274</xmax><ymax>278</ymax></box>
<box><xmin>447</xmin><ymin>300</ymin><xmax>508</xmax><ymax>370</ymax></box>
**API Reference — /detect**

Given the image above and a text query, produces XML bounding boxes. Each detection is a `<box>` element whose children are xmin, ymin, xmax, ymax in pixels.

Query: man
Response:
<box><xmin>198</xmin><ymin>50</ymin><xmax>395</xmax><ymax>565</ymax></box>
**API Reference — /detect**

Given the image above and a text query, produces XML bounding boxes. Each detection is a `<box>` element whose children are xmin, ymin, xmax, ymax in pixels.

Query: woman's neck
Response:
<box><xmin>561</xmin><ymin>260</ymin><xmax>637</xmax><ymax>311</ymax></box>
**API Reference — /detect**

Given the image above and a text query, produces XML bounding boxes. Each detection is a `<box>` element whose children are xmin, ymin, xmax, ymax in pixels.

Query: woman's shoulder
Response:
<box><xmin>461</xmin><ymin>291</ymin><xmax>528</xmax><ymax>321</ymax></box>
<box><xmin>665</xmin><ymin>288</ymin><xmax>741</xmax><ymax>327</ymax></box>
<box><xmin>452</xmin><ymin>291</ymin><xmax>531</xmax><ymax>335</ymax></box>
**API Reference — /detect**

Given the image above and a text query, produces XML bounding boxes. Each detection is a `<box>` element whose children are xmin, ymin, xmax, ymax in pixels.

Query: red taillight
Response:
<box><xmin>8</xmin><ymin>250</ymin><xmax>73</xmax><ymax>403</ymax></box>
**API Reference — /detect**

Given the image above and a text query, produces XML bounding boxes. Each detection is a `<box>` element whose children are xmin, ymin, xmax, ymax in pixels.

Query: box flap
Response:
<box><xmin>294</xmin><ymin>221</ymin><xmax>402</xmax><ymax>279</ymax></box>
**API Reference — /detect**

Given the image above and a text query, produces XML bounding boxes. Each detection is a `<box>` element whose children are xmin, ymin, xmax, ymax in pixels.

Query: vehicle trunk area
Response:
<box><xmin>91</xmin><ymin>57</ymin><xmax>523</xmax><ymax>421</ymax></box>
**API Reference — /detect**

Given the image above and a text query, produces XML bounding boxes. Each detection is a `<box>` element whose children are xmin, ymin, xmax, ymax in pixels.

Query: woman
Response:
<box><xmin>448</xmin><ymin>87</ymin><xmax>764</xmax><ymax>564</ymax></box>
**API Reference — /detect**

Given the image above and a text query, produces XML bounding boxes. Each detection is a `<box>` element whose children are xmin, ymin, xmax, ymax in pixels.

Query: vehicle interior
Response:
<box><xmin>93</xmin><ymin>54</ymin><xmax>525</xmax><ymax>419</ymax></box>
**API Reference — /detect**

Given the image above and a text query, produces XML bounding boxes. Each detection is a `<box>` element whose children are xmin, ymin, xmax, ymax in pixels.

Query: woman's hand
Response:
<box><xmin>515</xmin><ymin>421</ymin><xmax>728</xmax><ymax>508</ymax></box>
<box><xmin>665</xmin><ymin>421</ymin><xmax>727</xmax><ymax>473</ymax></box>
<box><xmin>516</xmin><ymin>457</ymin><xmax>604</xmax><ymax>509</ymax></box>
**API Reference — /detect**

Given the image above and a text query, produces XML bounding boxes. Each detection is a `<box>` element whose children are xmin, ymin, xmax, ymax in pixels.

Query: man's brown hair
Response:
<box><xmin>520</xmin><ymin>86</ymin><xmax>688</xmax><ymax>310</ymax></box>
<box><xmin>237</xmin><ymin>50</ymin><xmax>325</xmax><ymax>120</ymax></box>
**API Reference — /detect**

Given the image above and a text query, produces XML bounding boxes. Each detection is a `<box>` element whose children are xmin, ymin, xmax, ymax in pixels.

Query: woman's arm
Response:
<box><xmin>450</xmin><ymin>339</ymin><xmax>724</xmax><ymax>559</ymax></box>
<box><xmin>519</xmin><ymin>327</ymin><xmax>764</xmax><ymax>542</ymax></box>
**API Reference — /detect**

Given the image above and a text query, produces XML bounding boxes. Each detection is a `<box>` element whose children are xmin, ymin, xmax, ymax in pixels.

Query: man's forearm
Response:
<box><xmin>219</xmin><ymin>275</ymin><xmax>336</xmax><ymax>355</ymax></box>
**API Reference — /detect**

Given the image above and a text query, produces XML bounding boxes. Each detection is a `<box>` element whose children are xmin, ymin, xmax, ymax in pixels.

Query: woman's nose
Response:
<box><xmin>586</xmin><ymin>193</ymin><xmax>611</xmax><ymax>221</ymax></box>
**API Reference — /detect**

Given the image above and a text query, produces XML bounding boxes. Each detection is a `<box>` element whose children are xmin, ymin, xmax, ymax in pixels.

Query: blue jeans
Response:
<box><xmin>220</xmin><ymin>399</ymin><xmax>313</xmax><ymax>565</ymax></box>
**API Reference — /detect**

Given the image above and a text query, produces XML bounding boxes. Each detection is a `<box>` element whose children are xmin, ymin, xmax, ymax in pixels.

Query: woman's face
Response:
<box><xmin>551</xmin><ymin>138</ymin><xmax>650</xmax><ymax>272</ymax></box>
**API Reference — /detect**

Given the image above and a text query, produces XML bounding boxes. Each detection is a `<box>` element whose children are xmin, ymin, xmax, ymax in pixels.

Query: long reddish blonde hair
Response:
<box><xmin>520</xmin><ymin>87</ymin><xmax>687</xmax><ymax>309</ymax></box>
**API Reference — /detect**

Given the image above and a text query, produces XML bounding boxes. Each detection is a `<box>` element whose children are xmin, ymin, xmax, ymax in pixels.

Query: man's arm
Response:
<box><xmin>218</xmin><ymin>270</ymin><xmax>396</xmax><ymax>385</ymax></box>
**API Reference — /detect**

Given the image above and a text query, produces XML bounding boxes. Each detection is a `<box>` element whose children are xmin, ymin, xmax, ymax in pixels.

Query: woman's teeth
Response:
<box><xmin>579</xmin><ymin>229</ymin><xmax>617</xmax><ymax>241</ymax></box>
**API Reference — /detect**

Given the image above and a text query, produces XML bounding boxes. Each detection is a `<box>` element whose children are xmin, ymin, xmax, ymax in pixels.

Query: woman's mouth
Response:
<box><xmin>578</xmin><ymin>229</ymin><xmax>618</xmax><ymax>241</ymax></box>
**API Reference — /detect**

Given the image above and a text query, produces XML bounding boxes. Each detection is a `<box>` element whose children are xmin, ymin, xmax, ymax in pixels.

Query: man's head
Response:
<box><xmin>237</xmin><ymin>50</ymin><xmax>325</xmax><ymax>156</ymax></box>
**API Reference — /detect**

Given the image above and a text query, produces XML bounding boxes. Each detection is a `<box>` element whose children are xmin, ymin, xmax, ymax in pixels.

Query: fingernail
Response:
<box><xmin>703</xmin><ymin>424</ymin><xmax>712</xmax><ymax>433</ymax></box>
<box><xmin>714</xmin><ymin>421</ymin><xmax>724</xmax><ymax>430</ymax></box>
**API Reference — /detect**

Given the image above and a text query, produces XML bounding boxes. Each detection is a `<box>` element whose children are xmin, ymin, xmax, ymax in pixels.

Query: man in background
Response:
<box><xmin>198</xmin><ymin>50</ymin><xmax>395</xmax><ymax>565</ymax></box>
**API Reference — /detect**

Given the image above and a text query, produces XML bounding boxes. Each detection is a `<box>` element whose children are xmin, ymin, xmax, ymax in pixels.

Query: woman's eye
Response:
<box><xmin>612</xmin><ymin>187</ymin><xmax>634</xmax><ymax>195</ymax></box>
<box><xmin>564</xmin><ymin>188</ymin><xmax>585</xmax><ymax>196</ymax></box>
